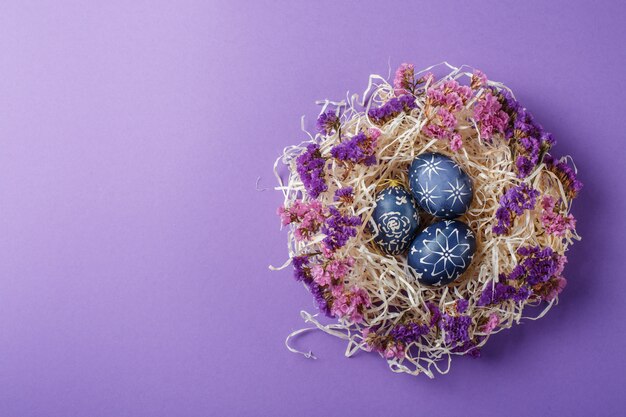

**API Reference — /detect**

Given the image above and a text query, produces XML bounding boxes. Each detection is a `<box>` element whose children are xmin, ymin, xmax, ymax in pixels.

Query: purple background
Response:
<box><xmin>0</xmin><ymin>1</ymin><xmax>624</xmax><ymax>416</ymax></box>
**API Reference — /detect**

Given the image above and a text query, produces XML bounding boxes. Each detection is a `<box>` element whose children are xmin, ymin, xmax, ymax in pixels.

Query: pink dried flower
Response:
<box><xmin>471</xmin><ymin>70</ymin><xmax>488</xmax><ymax>89</ymax></box>
<box><xmin>541</xmin><ymin>195</ymin><xmax>576</xmax><ymax>236</ymax></box>
<box><xmin>482</xmin><ymin>313</ymin><xmax>499</xmax><ymax>334</ymax></box>
<box><xmin>419</xmin><ymin>72</ymin><xmax>435</xmax><ymax>85</ymax></box>
<box><xmin>368</xmin><ymin>127</ymin><xmax>381</xmax><ymax>140</ymax></box>
<box><xmin>330</xmin><ymin>285</ymin><xmax>371</xmax><ymax>323</ymax></box>
<box><xmin>423</xmin><ymin>78</ymin><xmax>475</xmax><ymax>150</ymax></box>
<box><xmin>384</xmin><ymin>342</ymin><xmax>405</xmax><ymax>360</ymax></box>
<box><xmin>437</xmin><ymin>107</ymin><xmax>457</xmax><ymax>129</ymax></box>
<box><xmin>277</xmin><ymin>200</ymin><xmax>326</xmax><ymax>241</ymax></box>
<box><xmin>474</xmin><ymin>91</ymin><xmax>509</xmax><ymax>141</ymax></box>
<box><xmin>311</xmin><ymin>257</ymin><xmax>355</xmax><ymax>287</ymax></box>
<box><xmin>450</xmin><ymin>132</ymin><xmax>463</xmax><ymax>151</ymax></box>
<box><xmin>393</xmin><ymin>63</ymin><xmax>415</xmax><ymax>95</ymax></box>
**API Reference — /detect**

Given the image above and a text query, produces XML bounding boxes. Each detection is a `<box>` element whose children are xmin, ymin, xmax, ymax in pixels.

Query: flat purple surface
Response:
<box><xmin>0</xmin><ymin>1</ymin><xmax>624</xmax><ymax>416</ymax></box>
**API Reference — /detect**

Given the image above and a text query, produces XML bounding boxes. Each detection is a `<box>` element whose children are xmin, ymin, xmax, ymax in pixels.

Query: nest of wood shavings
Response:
<box><xmin>271</xmin><ymin>62</ymin><xmax>581</xmax><ymax>378</ymax></box>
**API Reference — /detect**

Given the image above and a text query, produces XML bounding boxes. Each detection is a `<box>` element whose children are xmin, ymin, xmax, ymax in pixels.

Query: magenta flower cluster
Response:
<box><xmin>422</xmin><ymin>78</ymin><xmax>474</xmax><ymax>151</ymax></box>
<box><xmin>290</xmin><ymin>253</ymin><xmax>370</xmax><ymax>321</ymax></box>
<box><xmin>277</xmin><ymin>200</ymin><xmax>325</xmax><ymax>241</ymax></box>
<box><xmin>474</xmin><ymin>91</ymin><xmax>509</xmax><ymax>141</ymax></box>
<box><xmin>541</xmin><ymin>195</ymin><xmax>576</xmax><ymax>236</ymax></box>
<box><xmin>392</xmin><ymin>63</ymin><xmax>433</xmax><ymax>96</ymax></box>
<box><xmin>277</xmin><ymin>194</ymin><xmax>366</xmax><ymax>321</ymax></box>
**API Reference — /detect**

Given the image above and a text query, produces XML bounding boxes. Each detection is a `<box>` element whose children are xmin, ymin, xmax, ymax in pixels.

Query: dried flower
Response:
<box><xmin>456</xmin><ymin>299</ymin><xmax>469</xmax><ymax>314</ymax></box>
<box><xmin>470</xmin><ymin>70</ymin><xmax>487</xmax><ymax>89</ymax></box>
<box><xmin>330</xmin><ymin>130</ymin><xmax>379</xmax><ymax>166</ymax></box>
<box><xmin>330</xmin><ymin>285</ymin><xmax>371</xmax><ymax>323</ymax></box>
<box><xmin>474</xmin><ymin>91</ymin><xmax>509</xmax><ymax>141</ymax></box>
<box><xmin>493</xmin><ymin>183</ymin><xmax>540</xmax><ymax>235</ymax></box>
<box><xmin>422</xmin><ymin>79</ymin><xmax>473</xmax><ymax>150</ymax></box>
<box><xmin>533</xmin><ymin>275</ymin><xmax>567</xmax><ymax>302</ymax></box>
<box><xmin>296</xmin><ymin>144</ymin><xmax>327</xmax><ymax>198</ymax></box>
<box><xmin>290</xmin><ymin>255</ymin><xmax>333</xmax><ymax>316</ymax></box>
<box><xmin>334</xmin><ymin>187</ymin><xmax>354</xmax><ymax>204</ymax></box>
<box><xmin>393</xmin><ymin>63</ymin><xmax>415</xmax><ymax>95</ymax></box>
<box><xmin>482</xmin><ymin>313</ymin><xmax>499</xmax><ymax>333</ymax></box>
<box><xmin>512</xmin><ymin>245</ymin><xmax>566</xmax><ymax>286</ymax></box>
<box><xmin>441</xmin><ymin>314</ymin><xmax>472</xmax><ymax>346</ymax></box>
<box><xmin>311</xmin><ymin>257</ymin><xmax>355</xmax><ymax>287</ymax></box>
<box><xmin>389</xmin><ymin>321</ymin><xmax>430</xmax><ymax>345</ymax></box>
<box><xmin>383</xmin><ymin>342</ymin><xmax>405</xmax><ymax>360</ymax></box>
<box><xmin>496</xmin><ymin>90</ymin><xmax>555</xmax><ymax>178</ymax></box>
<box><xmin>543</xmin><ymin>154</ymin><xmax>583</xmax><ymax>198</ymax></box>
<box><xmin>321</xmin><ymin>206</ymin><xmax>362</xmax><ymax>252</ymax></box>
<box><xmin>449</xmin><ymin>132</ymin><xmax>463</xmax><ymax>151</ymax></box>
<box><xmin>427</xmin><ymin>302</ymin><xmax>442</xmax><ymax>327</ymax></box>
<box><xmin>477</xmin><ymin>281</ymin><xmax>530</xmax><ymax>306</ymax></box>
<box><xmin>277</xmin><ymin>200</ymin><xmax>326</xmax><ymax>241</ymax></box>
<box><xmin>316</xmin><ymin>111</ymin><xmax>340</xmax><ymax>135</ymax></box>
<box><xmin>368</xmin><ymin>95</ymin><xmax>417</xmax><ymax>125</ymax></box>
<box><xmin>541</xmin><ymin>195</ymin><xmax>576</xmax><ymax>236</ymax></box>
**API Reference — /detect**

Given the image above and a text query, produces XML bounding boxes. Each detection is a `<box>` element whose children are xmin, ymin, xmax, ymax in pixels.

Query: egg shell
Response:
<box><xmin>408</xmin><ymin>219</ymin><xmax>476</xmax><ymax>286</ymax></box>
<box><xmin>409</xmin><ymin>152</ymin><xmax>473</xmax><ymax>219</ymax></box>
<box><xmin>371</xmin><ymin>185</ymin><xmax>420</xmax><ymax>255</ymax></box>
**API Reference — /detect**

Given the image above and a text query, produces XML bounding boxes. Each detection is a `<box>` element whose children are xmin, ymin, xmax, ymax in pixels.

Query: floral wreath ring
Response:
<box><xmin>272</xmin><ymin>62</ymin><xmax>581</xmax><ymax>378</ymax></box>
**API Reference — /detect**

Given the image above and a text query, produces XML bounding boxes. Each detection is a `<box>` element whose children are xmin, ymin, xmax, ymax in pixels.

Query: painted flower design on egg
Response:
<box><xmin>371</xmin><ymin>186</ymin><xmax>420</xmax><ymax>255</ymax></box>
<box><xmin>419</xmin><ymin>225</ymin><xmax>471</xmax><ymax>278</ymax></box>
<box><xmin>408</xmin><ymin>219</ymin><xmax>476</xmax><ymax>286</ymax></box>
<box><xmin>379</xmin><ymin>211</ymin><xmax>412</xmax><ymax>240</ymax></box>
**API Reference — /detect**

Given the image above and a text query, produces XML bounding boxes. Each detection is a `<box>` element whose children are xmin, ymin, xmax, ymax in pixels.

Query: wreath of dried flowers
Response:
<box><xmin>272</xmin><ymin>63</ymin><xmax>581</xmax><ymax>378</ymax></box>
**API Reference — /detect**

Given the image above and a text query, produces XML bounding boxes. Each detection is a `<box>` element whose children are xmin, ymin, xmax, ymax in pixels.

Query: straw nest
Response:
<box><xmin>272</xmin><ymin>63</ymin><xmax>580</xmax><ymax>378</ymax></box>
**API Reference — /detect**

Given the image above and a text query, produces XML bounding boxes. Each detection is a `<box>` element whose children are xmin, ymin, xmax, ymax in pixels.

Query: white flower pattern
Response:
<box><xmin>408</xmin><ymin>220</ymin><xmax>476</xmax><ymax>286</ymax></box>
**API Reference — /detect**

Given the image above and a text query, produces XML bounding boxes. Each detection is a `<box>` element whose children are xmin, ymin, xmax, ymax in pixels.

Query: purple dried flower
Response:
<box><xmin>456</xmin><ymin>299</ymin><xmax>469</xmax><ymax>314</ymax></box>
<box><xmin>479</xmin><ymin>244</ymin><xmax>567</xmax><ymax>306</ymax></box>
<box><xmin>368</xmin><ymin>95</ymin><xmax>417</xmax><ymax>125</ymax></box>
<box><xmin>321</xmin><ymin>206</ymin><xmax>362</xmax><ymax>252</ymax></box>
<box><xmin>477</xmin><ymin>282</ymin><xmax>530</xmax><ymax>306</ymax></box>
<box><xmin>330</xmin><ymin>131</ymin><xmax>378</xmax><ymax>166</ymax></box>
<box><xmin>308</xmin><ymin>281</ymin><xmax>332</xmax><ymax>317</ymax></box>
<box><xmin>333</xmin><ymin>187</ymin><xmax>354</xmax><ymax>203</ymax></box>
<box><xmin>513</xmin><ymin>245</ymin><xmax>564</xmax><ymax>285</ymax></box>
<box><xmin>493</xmin><ymin>183</ymin><xmax>539</xmax><ymax>235</ymax></box>
<box><xmin>496</xmin><ymin>89</ymin><xmax>555</xmax><ymax>178</ymax></box>
<box><xmin>427</xmin><ymin>302</ymin><xmax>442</xmax><ymax>327</ymax></box>
<box><xmin>296</xmin><ymin>144</ymin><xmax>328</xmax><ymax>198</ymax></box>
<box><xmin>452</xmin><ymin>340</ymin><xmax>481</xmax><ymax>358</ymax></box>
<box><xmin>316</xmin><ymin>111</ymin><xmax>340</xmax><ymax>135</ymax></box>
<box><xmin>292</xmin><ymin>255</ymin><xmax>310</xmax><ymax>282</ymax></box>
<box><xmin>441</xmin><ymin>314</ymin><xmax>472</xmax><ymax>346</ymax></box>
<box><xmin>543</xmin><ymin>154</ymin><xmax>583</xmax><ymax>198</ymax></box>
<box><xmin>389</xmin><ymin>321</ymin><xmax>429</xmax><ymax>345</ymax></box>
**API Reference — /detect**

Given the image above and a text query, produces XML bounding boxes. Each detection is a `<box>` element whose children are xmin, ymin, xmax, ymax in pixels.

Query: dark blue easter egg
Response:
<box><xmin>408</xmin><ymin>219</ymin><xmax>476</xmax><ymax>286</ymax></box>
<box><xmin>371</xmin><ymin>185</ymin><xmax>420</xmax><ymax>255</ymax></box>
<box><xmin>409</xmin><ymin>152</ymin><xmax>473</xmax><ymax>219</ymax></box>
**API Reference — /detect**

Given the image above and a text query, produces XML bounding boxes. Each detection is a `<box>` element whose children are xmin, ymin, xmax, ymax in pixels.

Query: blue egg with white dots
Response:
<box><xmin>371</xmin><ymin>185</ymin><xmax>420</xmax><ymax>255</ymax></box>
<box><xmin>408</xmin><ymin>219</ymin><xmax>476</xmax><ymax>286</ymax></box>
<box><xmin>409</xmin><ymin>152</ymin><xmax>473</xmax><ymax>219</ymax></box>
